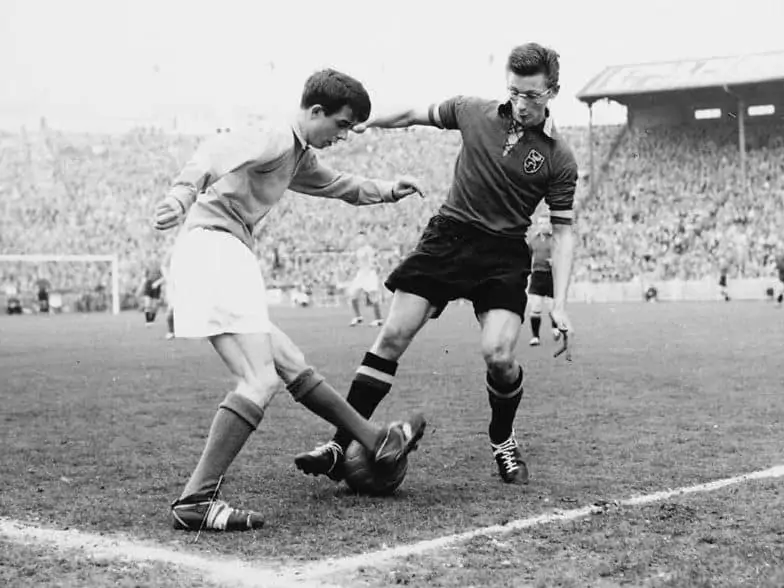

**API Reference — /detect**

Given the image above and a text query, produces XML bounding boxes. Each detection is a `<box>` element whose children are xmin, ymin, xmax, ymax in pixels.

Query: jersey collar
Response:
<box><xmin>497</xmin><ymin>102</ymin><xmax>554</xmax><ymax>138</ymax></box>
<box><xmin>291</xmin><ymin>118</ymin><xmax>308</xmax><ymax>148</ymax></box>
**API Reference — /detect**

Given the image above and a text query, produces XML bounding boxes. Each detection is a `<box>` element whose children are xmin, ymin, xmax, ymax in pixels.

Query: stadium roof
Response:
<box><xmin>577</xmin><ymin>51</ymin><xmax>784</xmax><ymax>104</ymax></box>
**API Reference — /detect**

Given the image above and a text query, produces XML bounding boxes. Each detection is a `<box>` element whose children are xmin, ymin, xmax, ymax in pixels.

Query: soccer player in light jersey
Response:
<box><xmin>154</xmin><ymin>69</ymin><xmax>426</xmax><ymax>532</ymax></box>
<box><xmin>527</xmin><ymin>215</ymin><xmax>561</xmax><ymax>346</ymax></box>
<box><xmin>348</xmin><ymin>231</ymin><xmax>384</xmax><ymax>326</ymax></box>
<box><xmin>296</xmin><ymin>43</ymin><xmax>577</xmax><ymax>485</ymax></box>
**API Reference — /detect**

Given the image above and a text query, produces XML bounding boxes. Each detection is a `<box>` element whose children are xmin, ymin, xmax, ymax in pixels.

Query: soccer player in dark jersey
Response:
<box><xmin>775</xmin><ymin>254</ymin><xmax>784</xmax><ymax>306</ymax></box>
<box><xmin>296</xmin><ymin>43</ymin><xmax>577</xmax><ymax>485</ymax></box>
<box><xmin>137</xmin><ymin>266</ymin><xmax>164</xmax><ymax>326</ymax></box>
<box><xmin>718</xmin><ymin>260</ymin><xmax>730</xmax><ymax>302</ymax></box>
<box><xmin>36</xmin><ymin>278</ymin><xmax>51</xmax><ymax>314</ymax></box>
<box><xmin>527</xmin><ymin>215</ymin><xmax>561</xmax><ymax>346</ymax></box>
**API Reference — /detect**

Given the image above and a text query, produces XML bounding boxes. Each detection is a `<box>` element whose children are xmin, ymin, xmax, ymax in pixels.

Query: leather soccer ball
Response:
<box><xmin>342</xmin><ymin>441</ymin><xmax>409</xmax><ymax>495</ymax></box>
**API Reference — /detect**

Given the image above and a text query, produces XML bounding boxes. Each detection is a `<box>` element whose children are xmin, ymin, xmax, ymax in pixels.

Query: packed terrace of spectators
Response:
<box><xmin>1</xmin><ymin>116</ymin><xmax>782</xmax><ymax>306</ymax></box>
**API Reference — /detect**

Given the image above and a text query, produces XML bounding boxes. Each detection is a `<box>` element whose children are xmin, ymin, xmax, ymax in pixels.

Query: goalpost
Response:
<box><xmin>0</xmin><ymin>254</ymin><xmax>121</xmax><ymax>315</ymax></box>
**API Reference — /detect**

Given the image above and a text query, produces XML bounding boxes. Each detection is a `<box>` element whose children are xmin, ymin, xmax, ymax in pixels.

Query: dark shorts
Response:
<box><xmin>718</xmin><ymin>274</ymin><xmax>728</xmax><ymax>288</ymax></box>
<box><xmin>529</xmin><ymin>271</ymin><xmax>554</xmax><ymax>298</ymax></box>
<box><xmin>385</xmin><ymin>215</ymin><xmax>531</xmax><ymax>319</ymax></box>
<box><xmin>144</xmin><ymin>282</ymin><xmax>162</xmax><ymax>299</ymax></box>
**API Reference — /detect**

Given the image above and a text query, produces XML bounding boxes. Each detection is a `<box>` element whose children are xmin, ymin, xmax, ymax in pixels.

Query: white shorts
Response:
<box><xmin>169</xmin><ymin>228</ymin><xmax>270</xmax><ymax>338</ymax></box>
<box><xmin>349</xmin><ymin>270</ymin><xmax>380</xmax><ymax>295</ymax></box>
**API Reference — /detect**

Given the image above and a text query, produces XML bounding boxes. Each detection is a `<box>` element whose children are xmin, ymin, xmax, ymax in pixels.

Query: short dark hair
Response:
<box><xmin>300</xmin><ymin>69</ymin><xmax>372</xmax><ymax>122</ymax></box>
<box><xmin>506</xmin><ymin>43</ymin><xmax>560</xmax><ymax>93</ymax></box>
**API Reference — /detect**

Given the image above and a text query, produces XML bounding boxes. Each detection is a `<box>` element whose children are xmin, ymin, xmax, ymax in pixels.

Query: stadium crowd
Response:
<box><xmin>1</xmin><ymin>117</ymin><xmax>782</xmax><ymax>308</ymax></box>
<box><xmin>577</xmin><ymin>121</ymin><xmax>784</xmax><ymax>282</ymax></box>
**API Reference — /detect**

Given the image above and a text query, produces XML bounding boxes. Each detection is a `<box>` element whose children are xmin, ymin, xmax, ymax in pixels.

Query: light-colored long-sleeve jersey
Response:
<box><xmin>167</xmin><ymin>118</ymin><xmax>396</xmax><ymax>249</ymax></box>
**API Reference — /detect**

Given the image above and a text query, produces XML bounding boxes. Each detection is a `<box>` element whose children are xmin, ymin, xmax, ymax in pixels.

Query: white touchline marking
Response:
<box><xmin>1</xmin><ymin>464</ymin><xmax>782</xmax><ymax>587</ymax></box>
<box><xmin>297</xmin><ymin>464</ymin><xmax>784</xmax><ymax>580</ymax></box>
<box><xmin>0</xmin><ymin>519</ymin><xmax>333</xmax><ymax>588</ymax></box>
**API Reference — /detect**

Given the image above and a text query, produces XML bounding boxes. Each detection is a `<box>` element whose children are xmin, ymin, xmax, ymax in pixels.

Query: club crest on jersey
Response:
<box><xmin>523</xmin><ymin>149</ymin><xmax>545</xmax><ymax>174</ymax></box>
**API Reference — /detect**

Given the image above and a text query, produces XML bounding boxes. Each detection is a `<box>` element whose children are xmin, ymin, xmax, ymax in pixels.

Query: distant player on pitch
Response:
<box><xmin>296</xmin><ymin>43</ymin><xmax>577</xmax><ymax>486</ymax></box>
<box><xmin>153</xmin><ymin>69</ymin><xmax>426</xmax><ymax>532</ymax></box>
<box><xmin>775</xmin><ymin>253</ymin><xmax>784</xmax><ymax>307</ymax></box>
<box><xmin>137</xmin><ymin>265</ymin><xmax>165</xmax><ymax>326</ymax></box>
<box><xmin>348</xmin><ymin>231</ymin><xmax>384</xmax><ymax>327</ymax></box>
<box><xmin>527</xmin><ymin>215</ymin><xmax>561</xmax><ymax>346</ymax></box>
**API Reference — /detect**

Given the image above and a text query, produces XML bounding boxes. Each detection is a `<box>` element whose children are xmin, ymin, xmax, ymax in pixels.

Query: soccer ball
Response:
<box><xmin>342</xmin><ymin>440</ymin><xmax>409</xmax><ymax>496</ymax></box>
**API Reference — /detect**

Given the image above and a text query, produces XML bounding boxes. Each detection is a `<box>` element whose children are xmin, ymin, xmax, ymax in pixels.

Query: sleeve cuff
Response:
<box><xmin>168</xmin><ymin>184</ymin><xmax>196</xmax><ymax>211</ymax></box>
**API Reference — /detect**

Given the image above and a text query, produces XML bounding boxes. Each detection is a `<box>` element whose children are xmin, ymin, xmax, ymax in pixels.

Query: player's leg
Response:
<box><xmin>150</xmin><ymin>293</ymin><xmax>162</xmax><ymax>322</ymax></box>
<box><xmin>143</xmin><ymin>295</ymin><xmax>155</xmax><ymax>325</ymax></box>
<box><xmin>528</xmin><ymin>294</ymin><xmax>543</xmax><ymax>345</ymax></box>
<box><xmin>165</xmin><ymin>306</ymin><xmax>175</xmax><ymax>339</ymax></box>
<box><xmin>478</xmin><ymin>308</ymin><xmax>528</xmax><ymax>484</ymax></box>
<box><xmin>367</xmin><ymin>290</ymin><xmax>383</xmax><ymax>326</ymax></box>
<box><xmin>350</xmin><ymin>296</ymin><xmax>363</xmax><ymax>325</ymax></box>
<box><xmin>268</xmin><ymin>322</ymin><xmax>424</xmax><ymax>463</ymax></box>
<box><xmin>345</xmin><ymin>290</ymin><xmax>433</xmax><ymax>429</ymax></box>
<box><xmin>294</xmin><ymin>290</ymin><xmax>434</xmax><ymax>478</ymax></box>
<box><xmin>172</xmin><ymin>331</ymin><xmax>277</xmax><ymax>531</ymax></box>
<box><xmin>776</xmin><ymin>280</ymin><xmax>784</xmax><ymax>305</ymax></box>
<box><xmin>349</xmin><ymin>279</ymin><xmax>363</xmax><ymax>326</ymax></box>
<box><xmin>471</xmin><ymin>231</ymin><xmax>531</xmax><ymax>484</ymax></box>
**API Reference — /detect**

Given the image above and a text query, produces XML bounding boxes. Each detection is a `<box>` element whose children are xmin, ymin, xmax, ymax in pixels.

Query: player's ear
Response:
<box><xmin>309</xmin><ymin>105</ymin><xmax>325</xmax><ymax>119</ymax></box>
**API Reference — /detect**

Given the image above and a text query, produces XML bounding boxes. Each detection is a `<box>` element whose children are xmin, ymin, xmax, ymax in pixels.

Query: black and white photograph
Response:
<box><xmin>1</xmin><ymin>0</ymin><xmax>783</xmax><ymax>586</ymax></box>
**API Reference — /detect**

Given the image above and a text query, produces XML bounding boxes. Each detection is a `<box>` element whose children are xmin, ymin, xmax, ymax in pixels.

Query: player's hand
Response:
<box><xmin>351</xmin><ymin>122</ymin><xmax>369</xmax><ymax>134</ymax></box>
<box><xmin>551</xmin><ymin>305</ymin><xmax>573</xmax><ymax>361</ymax></box>
<box><xmin>391</xmin><ymin>176</ymin><xmax>425</xmax><ymax>201</ymax></box>
<box><xmin>550</xmin><ymin>306</ymin><xmax>572</xmax><ymax>333</ymax></box>
<box><xmin>154</xmin><ymin>197</ymin><xmax>184</xmax><ymax>231</ymax></box>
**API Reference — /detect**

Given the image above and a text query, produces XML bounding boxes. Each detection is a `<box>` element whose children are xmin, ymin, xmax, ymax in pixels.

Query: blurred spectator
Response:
<box><xmin>4</xmin><ymin>275</ymin><xmax>22</xmax><ymax>314</ymax></box>
<box><xmin>36</xmin><ymin>277</ymin><xmax>50</xmax><ymax>313</ymax></box>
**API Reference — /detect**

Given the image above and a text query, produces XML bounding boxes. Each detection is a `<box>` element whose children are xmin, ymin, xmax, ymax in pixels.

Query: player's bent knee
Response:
<box><xmin>528</xmin><ymin>299</ymin><xmax>543</xmax><ymax>314</ymax></box>
<box><xmin>235</xmin><ymin>370</ymin><xmax>280</xmax><ymax>410</ymax></box>
<box><xmin>481</xmin><ymin>341</ymin><xmax>516</xmax><ymax>372</ymax></box>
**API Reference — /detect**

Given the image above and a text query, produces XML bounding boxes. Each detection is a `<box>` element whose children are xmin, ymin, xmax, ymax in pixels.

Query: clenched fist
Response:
<box><xmin>154</xmin><ymin>197</ymin><xmax>185</xmax><ymax>230</ymax></box>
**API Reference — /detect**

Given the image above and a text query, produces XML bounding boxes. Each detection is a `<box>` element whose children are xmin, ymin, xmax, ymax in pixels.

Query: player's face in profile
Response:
<box><xmin>309</xmin><ymin>105</ymin><xmax>357</xmax><ymax>149</ymax></box>
<box><xmin>506</xmin><ymin>71</ymin><xmax>553</xmax><ymax>128</ymax></box>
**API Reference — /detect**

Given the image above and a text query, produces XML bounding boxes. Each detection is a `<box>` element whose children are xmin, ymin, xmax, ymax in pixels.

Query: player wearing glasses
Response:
<box><xmin>295</xmin><ymin>43</ymin><xmax>578</xmax><ymax>485</ymax></box>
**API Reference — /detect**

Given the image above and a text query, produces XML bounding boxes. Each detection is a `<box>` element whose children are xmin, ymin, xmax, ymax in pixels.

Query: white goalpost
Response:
<box><xmin>0</xmin><ymin>254</ymin><xmax>121</xmax><ymax>315</ymax></box>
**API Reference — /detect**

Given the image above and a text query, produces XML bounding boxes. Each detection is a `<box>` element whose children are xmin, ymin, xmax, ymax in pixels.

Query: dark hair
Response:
<box><xmin>506</xmin><ymin>43</ymin><xmax>560</xmax><ymax>93</ymax></box>
<box><xmin>300</xmin><ymin>69</ymin><xmax>372</xmax><ymax>122</ymax></box>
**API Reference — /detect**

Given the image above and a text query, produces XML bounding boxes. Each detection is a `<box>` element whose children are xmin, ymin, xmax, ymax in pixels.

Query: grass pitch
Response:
<box><xmin>1</xmin><ymin>301</ymin><xmax>782</xmax><ymax>587</ymax></box>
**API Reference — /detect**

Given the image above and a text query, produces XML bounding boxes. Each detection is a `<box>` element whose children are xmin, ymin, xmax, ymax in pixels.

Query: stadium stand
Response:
<box><xmin>2</xmin><ymin>51</ymin><xmax>783</xmax><ymax>309</ymax></box>
<box><xmin>576</xmin><ymin>51</ymin><xmax>784</xmax><ymax>283</ymax></box>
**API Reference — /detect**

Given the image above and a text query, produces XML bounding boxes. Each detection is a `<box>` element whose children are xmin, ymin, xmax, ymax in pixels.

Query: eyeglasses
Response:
<box><xmin>508</xmin><ymin>88</ymin><xmax>552</xmax><ymax>104</ymax></box>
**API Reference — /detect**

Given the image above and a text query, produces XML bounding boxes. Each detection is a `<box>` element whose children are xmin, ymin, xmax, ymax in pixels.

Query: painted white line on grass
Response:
<box><xmin>297</xmin><ymin>464</ymin><xmax>784</xmax><ymax>581</ymax></box>
<box><xmin>2</xmin><ymin>464</ymin><xmax>783</xmax><ymax>587</ymax></box>
<box><xmin>0</xmin><ymin>519</ymin><xmax>333</xmax><ymax>588</ymax></box>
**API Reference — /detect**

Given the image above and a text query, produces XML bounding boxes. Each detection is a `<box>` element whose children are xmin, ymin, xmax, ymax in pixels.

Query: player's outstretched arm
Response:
<box><xmin>354</xmin><ymin>106</ymin><xmax>438</xmax><ymax>132</ymax></box>
<box><xmin>290</xmin><ymin>154</ymin><xmax>424</xmax><ymax>205</ymax></box>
